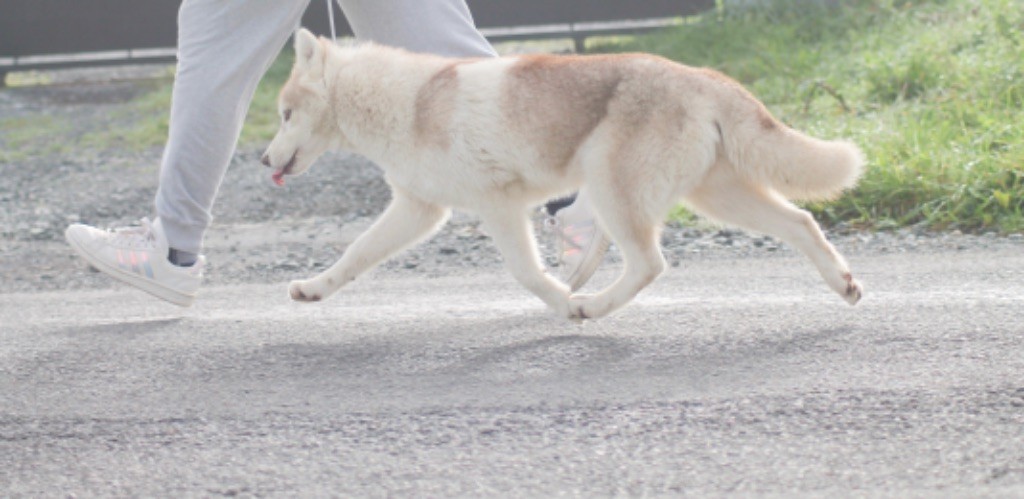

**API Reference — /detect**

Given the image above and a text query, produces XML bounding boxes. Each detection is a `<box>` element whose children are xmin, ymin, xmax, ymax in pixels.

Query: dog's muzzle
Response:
<box><xmin>265</xmin><ymin>151</ymin><xmax>298</xmax><ymax>186</ymax></box>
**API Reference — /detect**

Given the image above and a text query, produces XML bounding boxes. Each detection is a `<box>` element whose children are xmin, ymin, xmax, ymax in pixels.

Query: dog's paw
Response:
<box><xmin>842</xmin><ymin>273</ymin><xmax>863</xmax><ymax>305</ymax></box>
<box><xmin>567</xmin><ymin>294</ymin><xmax>610</xmax><ymax>321</ymax></box>
<box><xmin>567</xmin><ymin>294</ymin><xmax>591</xmax><ymax>321</ymax></box>
<box><xmin>289</xmin><ymin>280</ymin><xmax>322</xmax><ymax>302</ymax></box>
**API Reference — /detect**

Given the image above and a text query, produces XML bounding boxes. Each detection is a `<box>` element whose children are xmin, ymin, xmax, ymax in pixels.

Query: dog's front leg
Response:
<box><xmin>289</xmin><ymin>189</ymin><xmax>450</xmax><ymax>302</ymax></box>
<box><xmin>478</xmin><ymin>207</ymin><xmax>573</xmax><ymax>319</ymax></box>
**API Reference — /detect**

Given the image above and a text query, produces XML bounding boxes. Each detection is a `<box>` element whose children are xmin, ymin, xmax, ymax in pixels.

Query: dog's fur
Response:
<box><xmin>262</xmin><ymin>29</ymin><xmax>864</xmax><ymax>320</ymax></box>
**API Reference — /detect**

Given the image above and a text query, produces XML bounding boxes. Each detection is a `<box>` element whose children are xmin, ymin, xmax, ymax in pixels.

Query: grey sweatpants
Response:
<box><xmin>154</xmin><ymin>0</ymin><xmax>497</xmax><ymax>253</ymax></box>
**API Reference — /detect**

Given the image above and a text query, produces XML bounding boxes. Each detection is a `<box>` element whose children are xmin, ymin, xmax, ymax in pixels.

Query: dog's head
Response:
<box><xmin>262</xmin><ymin>28</ymin><xmax>339</xmax><ymax>186</ymax></box>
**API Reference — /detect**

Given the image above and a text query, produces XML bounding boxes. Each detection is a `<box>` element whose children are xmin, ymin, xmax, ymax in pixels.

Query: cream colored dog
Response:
<box><xmin>262</xmin><ymin>28</ymin><xmax>864</xmax><ymax>320</ymax></box>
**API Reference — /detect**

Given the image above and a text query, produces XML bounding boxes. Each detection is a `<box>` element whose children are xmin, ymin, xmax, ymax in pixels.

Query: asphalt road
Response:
<box><xmin>2</xmin><ymin>247</ymin><xmax>1023</xmax><ymax>496</ymax></box>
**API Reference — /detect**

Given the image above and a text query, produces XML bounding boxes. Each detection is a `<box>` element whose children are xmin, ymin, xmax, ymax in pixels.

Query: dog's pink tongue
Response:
<box><xmin>272</xmin><ymin>170</ymin><xmax>285</xmax><ymax>186</ymax></box>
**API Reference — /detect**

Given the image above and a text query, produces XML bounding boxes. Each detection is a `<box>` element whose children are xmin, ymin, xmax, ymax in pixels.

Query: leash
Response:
<box><xmin>326</xmin><ymin>0</ymin><xmax>337</xmax><ymax>42</ymax></box>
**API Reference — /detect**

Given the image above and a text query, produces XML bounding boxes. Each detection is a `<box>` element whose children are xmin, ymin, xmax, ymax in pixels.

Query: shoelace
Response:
<box><xmin>110</xmin><ymin>217</ymin><xmax>156</xmax><ymax>249</ymax></box>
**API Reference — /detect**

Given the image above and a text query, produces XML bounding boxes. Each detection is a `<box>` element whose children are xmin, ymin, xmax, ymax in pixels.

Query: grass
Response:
<box><xmin>69</xmin><ymin>51</ymin><xmax>294</xmax><ymax>150</ymax></box>
<box><xmin>79</xmin><ymin>82</ymin><xmax>173</xmax><ymax>152</ymax></box>
<box><xmin>0</xmin><ymin>115</ymin><xmax>74</xmax><ymax>162</ymax></box>
<box><xmin>0</xmin><ymin>54</ymin><xmax>293</xmax><ymax>161</ymax></box>
<box><xmin>5</xmin><ymin>0</ymin><xmax>1019</xmax><ymax>232</ymax></box>
<box><xmin>590</xmin><ymin>0</ymin><xmax>1024</xmax><ymax>232</ymax></box>
<box><xmin>243</xmin><ymin>51</ymin><xmax>297</xmax><ymax>144</ymax></box>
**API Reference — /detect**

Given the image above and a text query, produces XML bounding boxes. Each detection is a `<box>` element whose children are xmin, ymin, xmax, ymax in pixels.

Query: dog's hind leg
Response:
<box><xmin>477</xmin><ymin>206</ymin><xmax>573</xmax><ymax>318</ymax></box>
<box><xmin>566</xmin><ymin>185</ymin><xmax>668</xmax><ymax>320</ymax></box>
<box><xmin>683</xmin><ymin>164</ymin><xmax>862</xmax><ymax>304</ymax></box>
<box><xmin>289</xmin><ymin>188</ymin><xmax>449</xmax><ymax>302</ymax></box>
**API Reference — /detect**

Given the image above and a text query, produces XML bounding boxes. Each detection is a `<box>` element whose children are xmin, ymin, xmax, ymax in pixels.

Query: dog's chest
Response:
<box><xmin>382</xmin><ymin>152</ymin><xmax>524</xmax><ymax>209</ymax></box>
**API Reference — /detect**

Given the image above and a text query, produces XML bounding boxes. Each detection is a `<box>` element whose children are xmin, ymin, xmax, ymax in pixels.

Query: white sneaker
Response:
<box><xmin>65</xmin><ymin>218</ymin><xmax>204</xmax><ymax>306</ymax></box>
<box><xmin>546</xmin><ymin>202</ymin><xmax>611</xmax><ymax>291</ymax></box>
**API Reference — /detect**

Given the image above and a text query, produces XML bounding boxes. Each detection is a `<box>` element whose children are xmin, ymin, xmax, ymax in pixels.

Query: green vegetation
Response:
<box><xmin>0</xmin><ymin>116</ymin><xmax>73</xmax><ymax>162</ymax></box>
<box><xmin>238</xmin><ymin>50</ymin><xmax>297</xmax><ymax>145</ymax></box>
<box><xmin>0</xmin><ymin>53</ymin><xmax>293</xmax><ymax>161</ymax></box>
<box><xmin>78</xmin><ymin>82</ymin><xmax>172</xmax><ymax>152</ymax></box>
<box><xmin>592</xmin><ymin>0</ymin><xmax>1024</xmax><ymax>232</ymax></box>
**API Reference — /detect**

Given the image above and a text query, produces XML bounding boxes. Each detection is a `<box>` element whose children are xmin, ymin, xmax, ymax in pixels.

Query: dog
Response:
<box><xmin>261</xmin><ymin>28</ymin><xmax>864</xmax><ymax>320</ymax></box>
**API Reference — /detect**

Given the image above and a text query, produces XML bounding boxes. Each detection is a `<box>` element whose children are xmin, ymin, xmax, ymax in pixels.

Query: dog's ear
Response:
<box><xmin>294</xmin><ymin>28</ymin><xmax>322</xmax><ymax>71</ymax></box>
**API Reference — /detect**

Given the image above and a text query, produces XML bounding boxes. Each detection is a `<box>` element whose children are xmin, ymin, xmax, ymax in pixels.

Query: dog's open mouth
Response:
<box><xmin>271</xmin><ymin>152</ymin><xmax>298</xmax><ymax>186</ymax></box>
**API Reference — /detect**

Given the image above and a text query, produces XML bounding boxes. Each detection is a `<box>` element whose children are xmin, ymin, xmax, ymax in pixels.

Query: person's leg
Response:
<box><xmin>336</xmin><ymin>0</ymin><xmax>496</xmax><ymax>57</ymax></box>
<box><xmin>155</xmin><ymin>0</ymin><xmax>312</xmax><ymax>256</ymax></box>
<box><xmin>66</xmin><ymin>0</ymin><xmax>311</xmax><ymax>306</ymax></box>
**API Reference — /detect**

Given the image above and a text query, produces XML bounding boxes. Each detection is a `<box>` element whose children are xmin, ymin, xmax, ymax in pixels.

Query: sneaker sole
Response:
<box><xmin>65</xmin><ymin>229</ymin><xmax>196</xmax><ymax>307</ymax></box>
<box><xmin>565</xmin><ymin>235</ymin><xmax>611</xmax><ymax>292</ymax></box>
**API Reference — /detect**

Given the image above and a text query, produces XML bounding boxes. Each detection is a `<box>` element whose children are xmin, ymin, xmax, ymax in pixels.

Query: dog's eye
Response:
<box><xmin>283</xmin><ymin>109</ymin><xmax>292</xmax><ymax>122</ymax></box>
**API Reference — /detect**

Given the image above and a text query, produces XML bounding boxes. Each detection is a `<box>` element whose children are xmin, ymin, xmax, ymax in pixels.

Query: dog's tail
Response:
<box><xmin>717</xmin><ymin>97</ymin><xmax>864</xmax><ymax>201</ymax></box>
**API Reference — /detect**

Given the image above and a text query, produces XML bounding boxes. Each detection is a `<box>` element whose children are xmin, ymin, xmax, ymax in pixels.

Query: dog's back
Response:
<box><xmin>399</xmin><ymin>49</ymin><xmax>863</xmax><ymax>206</ymax></box>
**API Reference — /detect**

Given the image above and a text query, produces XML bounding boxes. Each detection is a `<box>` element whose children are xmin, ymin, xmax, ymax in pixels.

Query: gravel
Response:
<box><xmin>2</xmin><ymin>68</ymin><xmax>1022</xmax><ymax>295</ymax></box>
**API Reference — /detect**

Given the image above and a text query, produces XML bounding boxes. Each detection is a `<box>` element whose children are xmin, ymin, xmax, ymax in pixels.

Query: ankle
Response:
<box><xmin>168</xmin><ymin>248</ymin><xmax>198</xmax><ymax>267</ymax></box>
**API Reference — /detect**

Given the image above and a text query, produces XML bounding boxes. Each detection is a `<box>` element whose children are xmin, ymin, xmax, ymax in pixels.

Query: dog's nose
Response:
<box><xmin>260</xmin><ymin>153</ymin><xmax>271</xmax><ymax>167</ymax></box>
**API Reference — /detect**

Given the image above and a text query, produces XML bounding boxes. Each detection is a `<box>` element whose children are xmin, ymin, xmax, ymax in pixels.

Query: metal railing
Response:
<box><xmin>0</xmin><ymin>0</ymin><xmax>713</xmax><ymax>81</ymax></box>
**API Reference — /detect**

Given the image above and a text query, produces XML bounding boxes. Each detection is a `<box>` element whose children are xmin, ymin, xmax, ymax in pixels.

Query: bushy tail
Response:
<box><xmin>719</xmin><ymin>106</ymin><xmax>864</xmax><ymax>201</ymax></box>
